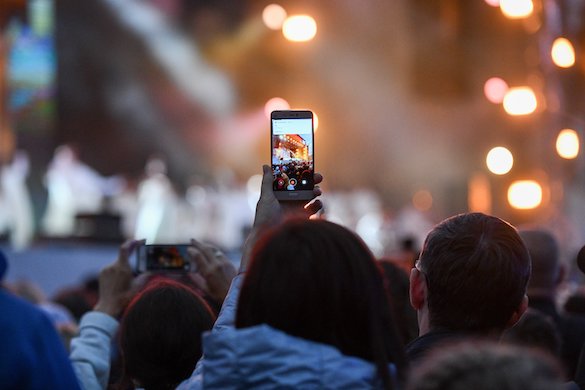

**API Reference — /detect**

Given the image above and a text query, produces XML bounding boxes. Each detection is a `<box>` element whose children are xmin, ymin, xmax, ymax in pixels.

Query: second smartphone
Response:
<box><xmin>270</xmin><ymin>110</ymin><xmax>315</xmax><ymax>201</ymax></box>
<box><xmin>136</xmin><ymin>244</ymin><xmax>191</xmax><ymax>273</ymax></box>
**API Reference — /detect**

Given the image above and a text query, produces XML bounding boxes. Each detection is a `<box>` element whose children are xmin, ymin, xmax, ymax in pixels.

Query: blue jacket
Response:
<box><xmin>0</xmin><ymin>288</ymin><xmax>81</xmax><ymax>390</ymax></box>
<box><xmin>73</xmin><ymin>274</ymin><xmax>393</xmax><ymax>389</ymax></box>
<box><xmin>200</xmin><ymin>324</ymin><xmax>388</xmax><ymax>389</ymax></box>
<box><xmin>177</xmin><ymin>275</ymin><xmax>393</xmax><ymax>389</ymax></box>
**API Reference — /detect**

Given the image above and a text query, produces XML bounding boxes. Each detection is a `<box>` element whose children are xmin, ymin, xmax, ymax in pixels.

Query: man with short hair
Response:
<box><xmin>406</xmin><ymin>212</ymin><xmax>531</xmax><ymax>364</ymax></box>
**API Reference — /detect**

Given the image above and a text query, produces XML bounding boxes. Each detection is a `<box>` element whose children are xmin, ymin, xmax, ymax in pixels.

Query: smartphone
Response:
<box><xmin>136</xmin><ymin>244</ymin><xmax>191</xmax><ymax>273</ymax></box>
<box><xmin>271</xmin><ymin>110</ymin><xmax>315</xmax><ymax>201</ymax></box>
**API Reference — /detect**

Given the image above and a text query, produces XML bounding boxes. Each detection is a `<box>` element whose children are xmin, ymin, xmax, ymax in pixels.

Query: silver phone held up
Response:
<box><xmin>270</xmin><ymin>110</ymin><xmax>315</xmax><ymax>201</ymax></box>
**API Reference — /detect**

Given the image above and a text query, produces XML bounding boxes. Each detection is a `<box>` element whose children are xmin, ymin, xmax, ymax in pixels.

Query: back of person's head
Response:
<box><xmin>419</xmin><ymin>212</ymin><xmax>530</xmax><ymax>333</ymax></box>
<box><xmin>236</xmin><ymin>218</ymin><xmax>406</xmax><ymax>388</ymax></box>
<box><xmin>565</xmin><ymin>292</ymin><xmax>585</xmax><ymax>316</ymax></box>
<box><xmin>119</xmin><ymin>278</ymin><xmax>215</xmax><ymax>390</ymax></box>
<box><xmin>406</xmin><ymin>341</ymin><xmax>565</xmax><ymax>390</ymax></box>
<box><xmin>501</xmin><ymin>308</ymin><xmax>562</xmax><ymax>357</ymax></box>
<box><xmin>53</xmin><ymin>289</ymin><xmax>92</xmax><ymax>322</ymax></box>
<box><xmin>518</xmin><ymin>229</ymin><xmax>561</xmax><ymax>295</ymax></box>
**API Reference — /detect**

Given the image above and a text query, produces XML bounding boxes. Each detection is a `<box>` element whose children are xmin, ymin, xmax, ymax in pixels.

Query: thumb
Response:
<box><xmin>260</xmin><ymin>165</ymin><xmax>273</xmax><ymax>197</ymax></box>
<box><xmin>118</xmin><ymin>239</ymin><xmax>145</xmax><ymax>267</ymax></box>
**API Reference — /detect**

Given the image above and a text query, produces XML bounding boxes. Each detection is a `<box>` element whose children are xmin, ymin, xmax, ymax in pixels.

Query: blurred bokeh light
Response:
<box><xmin>500</xmin><ymin>0</ymin><xmax>534</xmax><ymax>19</ymax></box>
<box><xmin>282</xmin><ymin>15</ymin><xmax>317</xmax><ymax>42</ymax></box>
<box><xmin>486</xmin><ymin>146</ymin><xmax>513</xmax><ymax>175</ymax></box>
<box><xmin>262</xmin><ymin>4</ymin><xmax>287</xmax><ymax>31</ymax></box>
<box><xmin>484</xmin><ymin>0</ymin><xmax>500</xmax><ymax>7</ymax></box>
<box><xmin>503</xmin><ymin>87</ymin><xmax>537</xmax><ymax>116</ymax></box>
<box><xmin>508</xmin><ymin>180</ymin><xmax>542</xmax><ymax>209</ymax></box>
<box><xmin>412</xmin><ymin>190</ymin><xmax>433</xmax><ymax>211</ymax></box>
<box><xmin>264</xmin><ymin>97</ymin><xmax>291</xmax><ymax>118</ymax></box>
<box><xmin>468</xmin><ymin>173</ymin><xmax>492</xmax><ymax>214</ymax></box>
<box><xmin>484</xmin><ymin>77</ymin><xmax>509</xmax><ymax>104</ymax></box>
<box><xmin>556</xmin><ymin>128</ymin><xmax>579</xmax><ymax>159</ymax></box>
<box><xmin>313</xmin><ymin>112</ymin><xmax>319</xmax><ymax>131</ymax></box>
<box><xmin>551</xmin><ymin>37</ymin><xmax>575</xmax><ymax>68</ymax></box>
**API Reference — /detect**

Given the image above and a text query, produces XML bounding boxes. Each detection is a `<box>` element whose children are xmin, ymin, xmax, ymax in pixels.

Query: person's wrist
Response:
<box><xmin>94</xmin><ymin>300</ymin><xmax>120</xmax><ymax>317</ymax></box>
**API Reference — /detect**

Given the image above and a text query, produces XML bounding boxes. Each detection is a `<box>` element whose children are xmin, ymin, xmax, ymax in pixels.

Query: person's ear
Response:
<box><xmin>506</xmin><ymin>294</ymin><xmax>529</xmax><ymax>328</ymax></box>
<box><xmin>409</xmin><ymin>268</ymin><xmax>427</xmax><ymax>310</ymax></box>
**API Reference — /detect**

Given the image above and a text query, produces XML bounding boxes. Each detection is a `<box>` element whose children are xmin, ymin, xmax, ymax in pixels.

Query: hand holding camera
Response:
<box><xmin>187</xmin><ymin>239</ymin><xmax>236</xmax><ymax>303</ymax></box>
<box><xmin>95</xmin><ymin>238</ymin><xmax>145</xmax><ymax>317</ymax></box>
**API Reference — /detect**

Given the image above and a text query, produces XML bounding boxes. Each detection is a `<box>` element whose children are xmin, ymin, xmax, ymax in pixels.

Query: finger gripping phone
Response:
<box><xmin>137</xmin><ymin>244</ymin><xmax>191</xmax><ymax>273</ymax></box>
<box><xmin>271</xmin><ymin>110</ymin><xmax>315</xmax><ymax>201</ymax></box>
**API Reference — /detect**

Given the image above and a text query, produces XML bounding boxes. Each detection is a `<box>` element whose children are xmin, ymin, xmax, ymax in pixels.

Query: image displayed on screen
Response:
<box><xmin>272</xmin><ymin>118</ymin><xmax>314</xmax><ymax>192</ymax></box>
<box><xmin>145</xmin><ymin>245</ymin><xmax>190</xmax><ymax>271</ymax></box>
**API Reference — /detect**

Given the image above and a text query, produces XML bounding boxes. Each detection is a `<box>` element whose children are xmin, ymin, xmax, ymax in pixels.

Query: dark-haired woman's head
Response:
<box><xmin>236</xmin><ymin>218</ymin><xmax>405</xmax><ymax>387</ymax></box>
<box><xmin>119</xmin><ymin>279</ymin><xmax>216</xmax><ymax>390</ymax></box>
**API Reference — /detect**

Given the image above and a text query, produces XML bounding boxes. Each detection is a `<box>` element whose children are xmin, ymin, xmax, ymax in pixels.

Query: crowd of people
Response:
<box><xmin>1</xmin><ymin>164</ymin><xmax>585</xmax><ymax>389</ymax></box>
<box><xmin>272</xmin><ymin>161</ymin><xmax>314</xmax><ymax>191</ymax></box>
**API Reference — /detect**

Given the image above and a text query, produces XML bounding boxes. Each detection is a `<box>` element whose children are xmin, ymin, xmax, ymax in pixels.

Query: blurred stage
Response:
<box><xmin>2</xmin><ymin>241</ymin><xmax>241</xmax><ymax>298</ymax></box>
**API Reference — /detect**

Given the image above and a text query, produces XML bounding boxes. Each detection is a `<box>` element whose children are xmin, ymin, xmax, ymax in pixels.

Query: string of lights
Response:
<box><xmin>482</xmin><ymin>0</ymin><xmax>582</xmax><ymax>211</ymax></box>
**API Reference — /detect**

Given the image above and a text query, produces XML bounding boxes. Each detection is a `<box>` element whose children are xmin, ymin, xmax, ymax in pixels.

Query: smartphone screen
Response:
<box><xmin>137</xmin><ymin>244</ymin><xmax>191</xmax><ymax>272</ymax></box>
<box><xmin>271</xmin><ymin>110</ymin><xmax>314</xmax><ymax>201</ymax></box>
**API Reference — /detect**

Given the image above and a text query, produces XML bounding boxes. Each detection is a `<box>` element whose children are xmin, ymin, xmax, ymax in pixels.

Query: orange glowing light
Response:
<box><xmin>413</xmin><ymin>190</ymin><xmax>433</xmax><ymax>211</ymax></box>
<box><xmin>262</xmin><ymin>4</ymin><xmax>287</xmax><ymax>31</ymax></box>
<box><xmin>282</xmin><ymin>15</ymin><xmax>317</xmax><ymax>42</ymax></box>
<box><xmin>264</xmin><ymin>97</ymin><xmax>290</xmax><ymax>118</ymax></box>
<box><xmin>556</xmin><ymin>128</ymin><xmax>579</xmax><ymax>159</ymax></box>
<box><xmin>313</xmin><ymin>112</ymin><xmax>319</xmax><ymax>131</ymax></box>
<box><xmin>468</xmin><ymin>173</ymin><xmax>492</xmax><ymax>214</ymax></box>
<box><xmin>503</xmin><ymin>87</ymin><xmax>537</xmax><ymax>116</ymax></box>
<box><xmin>484</xmin><ymin>77</ymin><xmax>509</xmax><ymax>104</ymax></box>
<box><xmin>551</xmin><ymin>37</ymin><xmax>575</xmax><ymax>68</ymax></box>
<box><xmin>508</xmin><ymin>180</ymin><xmax>542</xmax><ymax>209</ymax></box>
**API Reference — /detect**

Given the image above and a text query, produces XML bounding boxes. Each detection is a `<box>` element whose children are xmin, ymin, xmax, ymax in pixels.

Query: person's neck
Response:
<box><xmin>417</xmin><ymin>307</ymin><xmax>430</xmax><ymax>336</ymax></box>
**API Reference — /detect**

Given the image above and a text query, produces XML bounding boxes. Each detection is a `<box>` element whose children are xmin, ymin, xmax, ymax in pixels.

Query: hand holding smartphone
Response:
<box><xmin>136</xmin><ymin>244</ymin><xmax>191</xmax><ymax>273</ymax></box>
<box><xmin>271</xmin><ymin>110</ymin><xmax>315</xmax><ymax>201</ymax></box>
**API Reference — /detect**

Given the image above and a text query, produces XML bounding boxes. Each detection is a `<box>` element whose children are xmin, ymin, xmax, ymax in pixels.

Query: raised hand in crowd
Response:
<box><xmin>94</xmin><ymin>239</ymin><xmax>145</xmax><ymax>317</ymax></box>
<box><xmin>253</xmin><ymin>164</ymin><xmax>323</xmax><ymax>228</ymax></box>
<box><xmin>188</xmin><ymin>239</ymin><xmax>236</xmax><ymax>303</ymax></box>
<box><xmin>240</xmin><ymin>165</ymin><xmax>323</xmax><ymax>274</ymax></box>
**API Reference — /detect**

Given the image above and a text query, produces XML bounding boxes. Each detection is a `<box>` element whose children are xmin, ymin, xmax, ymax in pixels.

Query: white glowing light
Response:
<box><xmin>500</xmin><ymin>0</ymin><xmax>534</xmax><ymax>19</ymax></box>
<box><xmin>486</xmin><ymin>147</ymin><xmax>514</xmax><ymax>175</ymax></box>
<box><xmin>503</xmin><ymin>87</ymin><xmax>537</xmax><ymax>116</ymax></box>
<box><xmin>262</xmin><ymin>4</ymin><xmax>287</xmax><ymax>31</ymax></box>
<box><xmin>551</xmin><ymin>37</ymin><xmax>575</xmax><ymax>68</ymax></box>
<box><xmin>282</xmin><ymin>15</ymin><xmax>317</xmax><ymax>42</ymax></box>
<box><xmin>556</xmin><ymin>128</ymin><xmax>579</xmax><ymax>159</ymax></box>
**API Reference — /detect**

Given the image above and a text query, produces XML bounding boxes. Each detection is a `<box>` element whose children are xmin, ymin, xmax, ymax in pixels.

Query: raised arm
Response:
<box><xmin>70</xmin><ymin>239</ymin><xmax>144</xmax><ymax>390</ymax></box>
<box><xmin>240</xmin><ymin>164</ymin><xmax>323</xmax><ymax>273</ymax></box>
